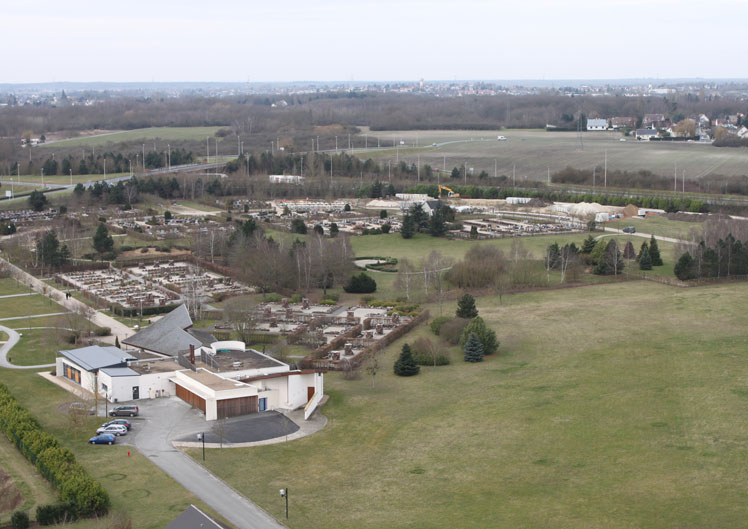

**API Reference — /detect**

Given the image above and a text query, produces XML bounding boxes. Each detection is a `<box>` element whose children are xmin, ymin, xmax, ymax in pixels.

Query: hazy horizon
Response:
<box><xmin>4</xmin><ymin>0</ymin><xmax>747</xmax><ymax>84</ymax></box>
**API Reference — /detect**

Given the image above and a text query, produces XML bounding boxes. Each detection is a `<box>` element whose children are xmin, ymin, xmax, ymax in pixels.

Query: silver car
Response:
<box><xmin>96</xmin><ymin>424</ymin><xmax>128</xmax><ymax>436</ymax></box>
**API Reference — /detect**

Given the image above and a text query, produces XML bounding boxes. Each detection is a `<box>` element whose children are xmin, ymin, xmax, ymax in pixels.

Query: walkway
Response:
<box><xmin>0</xmin><ymin>257</ymin><xmax>132</xmax><ymax>343</ymax></box>
<box><xmin>130</xmin><ymin>398</ymin><xmax>287</xmax><ymax>529</ymax></box>
<box><xmin>0</xmin><ymin>324</ymin><xmax>54</xmax><ymax>369</ymax></box>
<box><xmin>600</xmin><ymin>227</ymin><xmax>695</xmax><ymax>245</ymax></box>
<box><xmin>0</xmin><ymin>312</ymin><xmax>70</xmax><ymax>322</ymax></box>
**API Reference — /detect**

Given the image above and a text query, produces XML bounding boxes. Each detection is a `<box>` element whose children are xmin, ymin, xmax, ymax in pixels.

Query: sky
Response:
<box><xmin>3</xmin><ymin>0</ymin><xmax>748</xmax><ymax>83</ymax></box>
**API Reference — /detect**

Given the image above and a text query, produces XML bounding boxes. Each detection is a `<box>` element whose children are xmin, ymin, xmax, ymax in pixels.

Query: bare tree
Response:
<box><xmin>224</xmin><ymin>296</ymin><xmax>258</xmax><ymax>344</ymax></box>
<box><xmin>365</xmin><ymin>355</ymin><xmax>379</xmax><ymax>388</ymax></box>
<box><xmin>393</xmin><ymin>258</ymin><xmax>416</xmax><ymax>301</ymax></box>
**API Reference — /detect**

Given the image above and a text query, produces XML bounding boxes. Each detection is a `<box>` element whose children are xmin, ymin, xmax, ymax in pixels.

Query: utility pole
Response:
<box><xmin>513</xmin><ymin>164</ymin><xmax>516</xmax><ymax>188</ymax></box>
<box><xmin>417</xmin><ymin>155</ymin><xmax>420</xmax><ymax>183</ymax></box>
<box><xmin>494</xmin><ymin>159</ymin><xmax>497</xmax><ymax>178</ymax></box>
<box><xmin>464</xmin><ymin>162</ymin><xmax>467</xmax><ymax>185</ymax></box>
<box><xmin>335</xmin><ymin>136</ymin><xmax>338</xmax><ymax>152</ymax></box>
<box><xmin>674</xmin><ymin>162</ymin><xmax>677</xmax><ymax>192</ymax></box>
<box><xmin>41</xmin><ymin>167</ymin><xmax>44</xmax><ymax>188</ymax></box>
<box><xmin>604</xmin><ymin>149</ymin><xmax>607</xmax><ymax>188</ymax></box>
<box><xmin>143</xmin><ymin>144</ymin><xmax>146</xmax><ymax>171</ymax></box>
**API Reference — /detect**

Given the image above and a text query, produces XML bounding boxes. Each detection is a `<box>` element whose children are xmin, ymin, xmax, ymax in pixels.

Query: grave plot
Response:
<box><xmin>128</xmin><ymin>261</ymin><xmax>251</xmax><ymax>299</ymax></box>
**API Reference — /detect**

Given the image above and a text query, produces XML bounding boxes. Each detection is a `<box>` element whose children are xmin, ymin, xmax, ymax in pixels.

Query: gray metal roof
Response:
<box><xmin>58</xmin><ymin>346</ymin><xmax>135</xmax><ymax>372</ymax></box>
<box><xmin>99</xmin><ymin>366</ymin><xmax>140</xmax><ymax>377</ymax></box>
<box><xmin>165</xmin><ymin>505</ymin><xmax>232</xmax><ymax>529</ymax></box>
<box><xmin>122</xmin><ymin>304</ymin><xmax>214</xmax><ymax>357</ymax></box>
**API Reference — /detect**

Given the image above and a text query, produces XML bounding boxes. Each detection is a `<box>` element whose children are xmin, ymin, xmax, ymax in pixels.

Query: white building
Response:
<box><xmin>269</xmin><ymin>174</ymin><xmax>303</xmax><ymax>184</ymax></box>
<box><xmin>586</xmin><ymin>119</ymin><xmax>608</xmax><ymax>131</ymax></box>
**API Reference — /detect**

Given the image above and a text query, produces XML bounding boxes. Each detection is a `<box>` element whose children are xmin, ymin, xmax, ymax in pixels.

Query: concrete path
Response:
<box><xmin>600</xmin><ymin>227</ymin><xmax>695</xmax><ymax>246</ymax></box>
<box><xmin>0</xmin><ymin>257</ymin><xmax>132</xmax><ymax>343</ymax></box>
<box><xmin>0</xmin><ymin>324</ymin><xmax>54</xmax><ymax>369</ymax></box>
<box><xmin>0</xmin><ymin>292</ymin><xmax>39</xmax><ymax>299</ymax></box>
<box><xmin>130</xmin><ymin>398</ymin><xmax>287</xmax><ymax>529</ymax></box>
<box><xmin>0</xmin><ymin>312</ymin><xmax>70</xmax><ymax>322</ymax></box>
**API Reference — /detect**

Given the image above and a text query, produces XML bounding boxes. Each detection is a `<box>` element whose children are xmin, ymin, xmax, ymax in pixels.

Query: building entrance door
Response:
<box><xmin>132</xmin><ymin>386</ymin><xmax>140</xmax><ymax>400</ymax></box>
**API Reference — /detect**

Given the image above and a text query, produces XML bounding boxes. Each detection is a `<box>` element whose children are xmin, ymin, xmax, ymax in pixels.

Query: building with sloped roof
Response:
<box><xmin>122</xmin><ymin>304</ymin><xmax>215</xmax><ymax>357</ymax></box>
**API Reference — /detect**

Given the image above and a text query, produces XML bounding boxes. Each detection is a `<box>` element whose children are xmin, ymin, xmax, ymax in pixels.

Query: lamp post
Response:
<box><xmin>197</xmin><ymin>432</ymin><xmax>205</xmax><ymax>460</ymax></box>
<box><xmin>279</xmin><ymin>488</ymin><xmax>288</xmax><ymax>519</ymax></box>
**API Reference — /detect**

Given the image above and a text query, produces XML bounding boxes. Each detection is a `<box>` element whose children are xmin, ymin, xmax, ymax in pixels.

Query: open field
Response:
<box><xmin>0</xmin><ymin>431</ymin><xmax>57</xmax><ymax>525</ymax></box>
<box><xmin>189</xmin><ymin>280</ymin><xmax>748</xmax><ymax>529</ymax></box>
<box><xmin>355</xmin><ymin>128</ymin><xmax>748</xmax><ymax>181</ymax></box>
<box><xmin>39</xmin><ymin>126</ymin><xmax>228</xmax><ymax>148</ymax></box>
<box><xmin>0</xmin><ymin>278</ymin><xmax>32</xmax><ymax>296</ymax></box>
<box><xmin>0</xmin><ymin>367</ymin><xmax>227</xmax><ymax>529</ymax></box>
<box><xmin>607</xmin><ymin>216</ymin><xmax>702</xmax><ymax>240</ymax></box>
<box><xmin>4</xmin><ymin>172</ymin><xmax>129</xmax><ymax>186</ymax></box>
<box><xmin>0</xmin><ymin>294</ymin><xmax>67</xmax><ymax>320</ymax></box>
<box><xmin>7</xmin><ymin>328</ymin><xmax>63</xmax><ymax>366</ymax></box>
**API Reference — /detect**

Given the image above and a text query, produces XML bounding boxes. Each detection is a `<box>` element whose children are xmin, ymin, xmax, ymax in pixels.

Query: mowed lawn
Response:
<box><xmin>40</xmin><ymin>126</ymin><xmax>228</xmax><ymax>148</ymax></box>
<box><xmin>188</xmin><ymin>280</ymin><xmax>748</xmax><ymax>529</ymax></box>
<box><xmin>0</xmin><ymin>294</ymin><xmax>67</xmax><ymax>320</ymax></box>
<box><xmin>607</xmin><ymin>215</ymin><xmax>703</xmax><ymax>241</ymax></box>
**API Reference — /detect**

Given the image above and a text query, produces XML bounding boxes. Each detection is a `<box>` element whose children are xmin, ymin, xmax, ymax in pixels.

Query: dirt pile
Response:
<box><xmin>0</xmin><ymin>468</ymin><xmax>23</xmax><ymax>514</ymax></box>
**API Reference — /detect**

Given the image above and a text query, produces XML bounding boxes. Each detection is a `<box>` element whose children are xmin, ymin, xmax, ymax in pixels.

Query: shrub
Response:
<box><xmin>264</xmin><ymin>293</ymin><xmax>282</xmax><ymax>302</ymax></box>
<box><xmin>463</xmin><ymin>332</ymin><xmax>485</xmax><ymax>363</ymax></box>
<box><xmin>139</xmin><ymin>247</ymin><xmax>149</xmax><ymax>254</ymax></box>
<box><xmin>94</xmin><ymin>327</ymin><xmax>111</xmax><ymax>337</ymax></box>
<box><xmin>674</xmin><ymin>252</ymin><xmax>697</xmax><ymax>280</ymax></box>
<box><xmin>11</xmin><ymin>510</ymin><xmax>30</xmax><ymax>529</ymax></box>
<box><xmin>319</xmin><ymin>299</ymin><xmax>336</xmax><ymax>306</ymax></box>
<box><xmin>36</xmin><ymin>503</ymin><xmax>77</xmax><ymax>525</ymax></box>
<box><xmin>430</xmin><ymin>316</ymin><xmax>450</xmax><ymax>335</ymax></box>
<box><xmin>343</xmin><ymin>273</ymin><xmax>377</xmax><ymax>293</ymax></box>
<box><xmin>412</xmin><ymin>337</ymin><xmax>450</xmax><ymax>366</ymax></box>
<box><xmin>393</xmin><ymin>344</ymin><xmax>420</xmax><ymax>376</ymax></box>
<box><xmin>360</xmin><ymin>294</ymin><xmax>375</xmax><ymax>305</ymax></box>
<box><xmin>459</xmin><ymin>316</ymin><xmax>499</xmax><ymax>355</ymax></box>
<box><xmin>322</xmin><ymin>292</ymin><xmax>339</xmax><ymax>302</ymax></box>
<box><xmin>289</xmin><ymin>293</ymin><xmax>303</xmax><ymax>303</ymax></box>
<box><xmin>439</xmin><ymin>318</ymin><xmax>470</xmax><ymax>345</ymax></box>
<box><xmin>290</xmin><ymin>218</ymin><xmax>307</xmax><ymax>234</ymax></box>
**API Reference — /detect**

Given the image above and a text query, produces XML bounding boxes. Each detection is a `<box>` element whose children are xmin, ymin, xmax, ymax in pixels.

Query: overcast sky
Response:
<box><xmin>4</xmin><ymin>0</ymin><xmax>747</xmax><ymax>83</ymax></box>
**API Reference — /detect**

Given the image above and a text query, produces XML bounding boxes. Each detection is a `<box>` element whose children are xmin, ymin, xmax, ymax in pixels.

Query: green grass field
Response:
<box><xmin>188</xmin><ymin>280</ymin><xmax>748</xmax><ymax>529</ymax></box>
<box><xmin>0</xmin><ymin>278</ymin><xmax>32</xmax><ymax>297</ymax></box>
<box><xmin>607</xmin><ymin>216</ymin><xmax>702</xmax><ymax>240</ymax></box>
<box><xmin>7</xmin><ymin>328</ymin><xmax>62</xmax><ymax>366</ymax></box>
<box><xmin>355</xmin><ymin>128</ymin><xmax>748</xmax><ymax>181</ymax></box>
<box><xmin>7</xmin><ymin>172</ymin><xmax>129</xmax><ymax>186</ymax></box>
<box><xmin>0</xmin><ymin>294</ymin><xmax>67</xmax><ymax>321</ymax></box>
<box><xmin>40</xmin><ymin>126</ymin><xmax>228</xmax><ymax>148</ymax></box>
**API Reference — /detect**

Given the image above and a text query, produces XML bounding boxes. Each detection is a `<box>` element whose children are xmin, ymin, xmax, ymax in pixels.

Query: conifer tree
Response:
<box><xmin>463</xmin><ymin>333</ymin><xmax>484</xmax><ymax>363</ymax></box>
<box><xmin>674</xmin><ymin>252</ymin><xmax>696</xmax><ymax>280</ymax></box>
<box><xmin>459</xmin><ymin>316</ymin><xmax>499</xmax><ymax>354</ymax></box>
<box><xmin>637</xmin><ymin>241</ymin><xmax>649</xmax><ymax>262</ymax></box>
<box><xmin>456</xmin><ymin>293</ymin><xmax>478</xmax><ymax>319</ymax></box>
<box><xmin>649</xmin><ymin>235</ymin><xmax>663</xmax><ymax>266</ymax></box>
<box><xmin>581</xmin><ymin>235</ymin><xmax>597</xmax><ymax>254</ymax></box>
<box><xmin>401</xmin><ymin>214</ymin><xmax>414</xmax><ymax>239</ymax></box>
<box><xmin>394</xmin><ymin>343</ymin><xmax>420</xmax><ymax>376</ymax></box>
<box><xmin>639</xmin><ymin>245</ymin><xmax>652</xmax><ymax>270</ymax></box>
<box><xmin>623</xmin><ymin>241</ymin><xmax>636</xmax><ymax>260</ymax></box>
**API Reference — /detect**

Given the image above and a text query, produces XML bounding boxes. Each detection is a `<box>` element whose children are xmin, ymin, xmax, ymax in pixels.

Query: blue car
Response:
<box><xmin>89</xmin><ymin>434</ymin><xmax>116</xmax><ymax>445</ymax></box>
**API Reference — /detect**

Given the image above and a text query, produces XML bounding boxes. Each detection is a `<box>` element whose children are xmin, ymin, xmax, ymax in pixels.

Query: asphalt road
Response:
<box><xmin>131</xmin><ymin>398</ymin><xmax>286</xmax><ymax>529</ymax></box>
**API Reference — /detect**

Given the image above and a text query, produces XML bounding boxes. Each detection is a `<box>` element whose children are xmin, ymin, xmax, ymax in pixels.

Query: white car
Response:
<box><xmin>96</xmin><ymin>424</ymin><xmax>128</xmax><ymax>436</ymax></box>
<box><xmin>497</xmin><ymin>136</ymin><xmax>507</xmax><ymax>141</ymax></box>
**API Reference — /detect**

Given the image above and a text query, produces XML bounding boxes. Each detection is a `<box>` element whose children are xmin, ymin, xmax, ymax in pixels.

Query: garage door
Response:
<box><xmin>217</xmin><ymin>396</ymin><xmax>258</xmax><ymax>419</ymax></box>
<box><xmin>176</xmin><ymin>384</ymin><xmax>206</xmax><ymax>413</ymax></box>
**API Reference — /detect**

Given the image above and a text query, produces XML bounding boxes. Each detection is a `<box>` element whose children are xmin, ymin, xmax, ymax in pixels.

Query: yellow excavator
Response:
<box><xmin>438</xmin><ymin>185</ymin><xmax>460</xmax><ymax>198</ymax></box>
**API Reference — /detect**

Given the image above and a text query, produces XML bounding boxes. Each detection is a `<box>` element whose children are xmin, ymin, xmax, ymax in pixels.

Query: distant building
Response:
<box><xmin>586</xmin><ymin>119</ymin><xmax>608</xmax><ymax>131</ymax></box>
<box><xmin>610</xmin><ymin>117</ymin><xmax>635</xmax><ymax>130</ymax></box>
<box><xmin>268</xmin><ymin>174</ymin><xmax>303</xmax><ymax>184</ymax></box>
<box><xmin>635</xmin><ymin>129</ymin><xmax>658</xmax><ymax>141</ymax></box>
<box><xmin>643</xmin><ymin>114</ymin><xmax>666</xmax><ymax>128</ymax></box>
<box><xmin>506</xmin><ymin>197</ymin><xmax>532</xmax><ymax>205</ymax></box>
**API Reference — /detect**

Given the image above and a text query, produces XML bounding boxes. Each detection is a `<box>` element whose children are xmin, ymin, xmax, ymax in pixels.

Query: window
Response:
<box><xmin>63</xmin><ymin>363</ymin><xmax>81</xmax><ymax>385</ymax></box>
<box><xmin>101</xmin><ymin>383</ymin><xmax>108</xmax><ymax>392</ymax></box>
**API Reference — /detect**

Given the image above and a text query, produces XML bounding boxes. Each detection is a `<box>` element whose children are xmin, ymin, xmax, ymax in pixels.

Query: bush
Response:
<box><xmin>463</xmin><ymin>332</ymin><xmax>485</xmax><ymax>363</ymax></box>
<box><xmin>459</xmin><ymin>316</ymin><xmax>499</xmax><ymax>355</ymax></box>
<box><xmin>412</xmin><ymin>337</ymin><xmax>450</xmax><ymax>366</ymax></box>
<box><xmin>94</xmin><ymin>327</ymin><xmax>111</xmax><ymax>337</ymax></box>
<box><xmin>264</xmin><ymin>293</ymin><xmax>282</xmax><ymax>302</ymax></box>
<box><xmin>322</xmin><ymin>292</ymin><xmax>339</xmax><ymax>302</ymax></box>
<box><xmin>319</xmin><ymin>299</ymin><xmax>337</xmax><ymax>306</ymax></box>
<box><xmin>11</xmin><ymin>510</ymin><xmax>30</xmax><ymax>529</ymax></box>
<box><xmin>289</xmin><ymin>293</ymin><xmax>303</xmax><ymax>303</ymax></box>
<box><xmin>430</xmin><ymin>316</ymin><xmax>450</xmax><ymax>335</ymax></box>
<box><xmin>343</xmin><ymin>273</ymin><xmax>377</xmax><ymax>293</ymax></box>
<box><xmin>674</xmin><ymin>252</ymin><xmax>697</xmax><ymax>280</ymax></box>
<box><xmin>139</xmin><ymin>247</ymin><xmax>149</xmax><ymax>254</ymax></box>
<box><xmin>360</xmin><ymin>294</ymin><xmax>375</xmax><ymax>305</ymax></box>
<box><xmin>36</xmin><ymin>503</ymin><xmax>77</xmax><ymax>525</ymax></box>
<box><xmin>439</xmin><ymin>318</ymin><xmax>470</xmax><ymax>345</ymax></box>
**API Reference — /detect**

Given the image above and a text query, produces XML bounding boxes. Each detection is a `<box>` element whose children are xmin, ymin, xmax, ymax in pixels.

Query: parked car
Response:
<box><xmin>622</xmin><ymin>226</ymin><xmax>636</xmax><ymax>233</ymax></box>
<box><xmin>102</xmin><ymin>419</ymin><xmax>132</xmax><ymax>430</ymax></box>
<box><xmin>96</xmin><ymin>424</ymin><xmax>128</xmax><ymax>436</ymax></box>
<box><xmin>69</xmin><ymin>402</ymin><xmax>96</xmax><ymax>415</ymax></box>
<box><xmin>497</xmin><ymin>136</ymin><xmax>507</xmax><ymax>141</ymax></box>
<box><xmin>89</xmin><ymin>434</ymin><xmax>116</xmax><ymax>445</ymax></box>
<box><xmin>109</xmin><ymin>405</ymin><xmax>138</xmax><ymax>417</ymax></box>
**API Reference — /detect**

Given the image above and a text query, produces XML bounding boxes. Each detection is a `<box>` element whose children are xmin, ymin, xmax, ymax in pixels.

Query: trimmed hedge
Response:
<box><xmin>0</xmin><ymin>384</ymin><xmax>110</xmax><ymax>517</ymax></box>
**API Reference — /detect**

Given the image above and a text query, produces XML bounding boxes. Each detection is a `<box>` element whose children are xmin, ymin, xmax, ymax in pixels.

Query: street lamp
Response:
<box><xmin>197</xmin><ymin>432</ymin><xmax>205</xmax><ymax>460</ymax></box>
<box><xmin>279</xmin><ymin>488</ymin><xmax>288</xmax><ymax>519</ymax></box>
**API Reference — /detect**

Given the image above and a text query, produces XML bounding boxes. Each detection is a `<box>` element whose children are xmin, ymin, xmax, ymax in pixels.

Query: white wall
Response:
<box><xmin>139</xmin><ymin>371</ymin><xmax>176</xmax><ymax>399</ymax></box>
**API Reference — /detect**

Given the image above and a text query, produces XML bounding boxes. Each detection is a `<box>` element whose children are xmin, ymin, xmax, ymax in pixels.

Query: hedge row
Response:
<box><xmin>0</xmin><ymin>383</ymin><xmax>110</xmax><ymax>517</ymax></box>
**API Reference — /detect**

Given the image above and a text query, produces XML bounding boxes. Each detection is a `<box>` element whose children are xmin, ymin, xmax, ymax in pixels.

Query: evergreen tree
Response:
<box><xmin>674</xmin><ymin>252</ymin><xmax>696</xmax><ymax>280</ymax></box>
<box><xmin>463</xmin><ymin>333</ymin><xmax>485</xmax><ymax>363</ymax></box>
<box><xmin>114</xmin><ymin>336</ymin><xmax>120</xmax><ymax>348</ymax></box>
<box><xmin>648</xmin><ymin>235</ymin><xmax>663</xmax><ymax>266</ymax></box>
<box><xmin>330</xmin><ymin>223</ymin><xmax>339</xmax><ymax>237</ymax></box>
<box><xmin>456</xmin><ymin>293</ymin><xmax>478</xmax><ymax>319</ymax></box>
<box><xmin>409</xmin><ymin>203</ymin><xmax>429</xmax><ymax>232</ymax></box>
<box><xmin>623</xmin><ymin>240</ymin><xmax>636</xmax><ymax>260</ymax></box>
<box><xmin>637</xmin><ymin>241</ymin><xmax>649</xmax><ymax>262</ymax></box>
<box><xmin>546</xmin><ymin>242</ymin><xmax>561</xmax><ymax>270</ymax></box>
<box><xmin>639</xmin><ymin>245</ymin><xmax>652</xmax><ymax>270</ymax></box>
<box><xmin>290</xmin><ymin>218</ymin><xmax>307</xmax><ymax>234</ymax></box>
<box><xmin>394</xmin><ymin>343</ymin><xmax>420</xmax><ymax>376</ymax></box>
<box><xmin>581</xmin><ymin>235</ymin><xmax>597</xmax><ymax>253</ymax></box>
<box><xmin>380</xmin><ymin>209</ymin><xmax>388</xmax><ymax>219</ymax></box>
<box><xmin>92</xmin><ymin>223</ymin><xmax>114</xmax><ymax>256</ymax></box>
<box><xmin>401</xmin><ymin>214</ymin><xmax>414</xmax><ymax>239</ymax></box>
<box><xmin>313</xmin><ymin>224</ymin><xmax>324</xmax><ymax>236</ymax></box>
<box><xmin>27</xmin><ymin>190</ymin><xmax>48</xmax><ymax>211</ymax></box>
<box><xmin>594</xmin><ymin>240</ymin><xmax>624</xmax><ymax>275</ymax></box>
<box><xmin>429</xmin><ymin>207</ymin><xmax>447</xmax><ymax>237</ymax></box>
<box><xmin>459</xmin><ymin>316</ymin><xmax>499</xmax><ymax>354</ymax></box>
<box><xmin>469</xmin><ymin>225</ymin><xmax>478</xmax><ymax>239</ymax></box>
<box><xmin>343</xmin><ymin>272</ymin><xmax>377</xmax><ymax>293</ymax></box>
